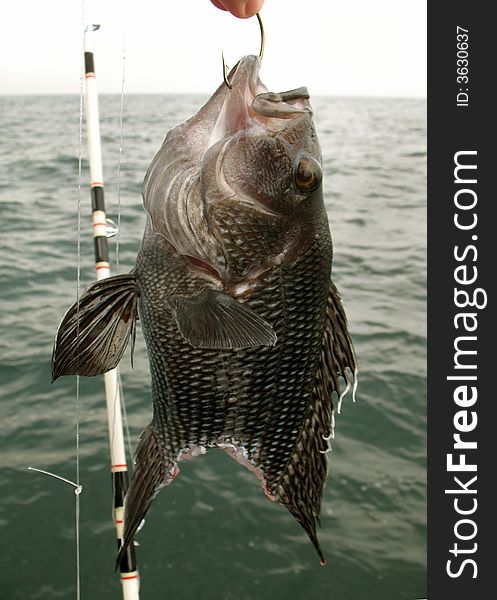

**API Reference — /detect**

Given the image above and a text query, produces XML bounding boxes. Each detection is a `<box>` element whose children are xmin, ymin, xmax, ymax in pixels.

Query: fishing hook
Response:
<box><xmin>222</xmin><ymin>12</ymin><xmax>265</xmax><ymax>90</ymax></box>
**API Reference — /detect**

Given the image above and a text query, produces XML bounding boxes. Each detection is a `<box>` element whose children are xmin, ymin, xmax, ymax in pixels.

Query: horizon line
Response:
<box><xmin>0</xmin><ymin>91</ymin><xmax>427</xmax><ymax>100</ymax></box>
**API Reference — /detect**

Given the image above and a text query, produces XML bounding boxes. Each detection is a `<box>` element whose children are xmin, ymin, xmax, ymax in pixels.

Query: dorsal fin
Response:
<box><xmin>275</xmin><ymin>280</ymin><xmax>357</xmax><ymax>564</ymax></box>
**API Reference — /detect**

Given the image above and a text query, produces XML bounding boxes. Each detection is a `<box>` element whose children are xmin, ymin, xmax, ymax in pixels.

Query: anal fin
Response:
<box><xmin>116</xmin><ymin>424</ymin><xmax>171</xmax><ymax>569</ymax></box>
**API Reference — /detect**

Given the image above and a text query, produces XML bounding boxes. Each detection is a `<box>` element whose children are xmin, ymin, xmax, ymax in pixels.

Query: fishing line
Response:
<box><xmin>74</xmin><ymin>1</ymin><xmax>86</xmax><ymax>598</ymax></box>
<box><xmin>115</xmin><ymin>28</ymin><xmax>134</xmax><ymax>460</ymax></box>
<box><xmin>115</xmin><ymin>25</ymin><xmax>127</xmax><ymax>273</ymax></box>
<box><xmin>27</xmin><ymin>468</ymin><xmax>83</xmax><ymax>494</ymax></box>
<box><xmin>118</xmin><ymin>369</ymin><xmax>135</xmax><ymax>460</ymax></box>
<box><xmin>29</xmin><ymin>12</ymin><xmax>86</xmax><ymax>591</ymax></box>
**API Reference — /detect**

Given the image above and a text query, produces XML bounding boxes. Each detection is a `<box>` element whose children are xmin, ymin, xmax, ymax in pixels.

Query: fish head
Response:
<box><xmin>143</xmin><ymin>55</ymin><xmax>327</xmax><ymax>281</ymax></box>
<box><xmin>202</xmin><ymin>55</ymin><xmax>322</xmax><ymax>215</ymax></box>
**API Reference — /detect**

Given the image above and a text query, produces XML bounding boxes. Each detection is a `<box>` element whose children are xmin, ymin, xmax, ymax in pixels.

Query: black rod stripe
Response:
<box><xmin>84</xmin><ymin>51</ymin><xmax>95</xmax><ymax>75</ymax></box>
<box><xmin>91</xmin><ymin>186</ymin><xmax>109</xmax><ymax>263</ymax></box>
<box><xmin>113</xmin><ymin>471</ymin><xmax>129</xmax><ymax>508</ymax></box>
<box><xmin>112</xmin><ymin>472</ymin><xmax>136</xmax><ymax>573</ymax></box>
<box><xmin>94</xmin><ymin>236</ymin><xmax>109</xmax><ymax>263</ymax></box>
<box><xmin>117</xmin><ymin>541</ymin><xmax>137</xmax><ymax>574</ymax></box>
<box><xmin>91</xmin><ymin>186</ymin><xmax>105</xmax><ymax>212</ymax></box>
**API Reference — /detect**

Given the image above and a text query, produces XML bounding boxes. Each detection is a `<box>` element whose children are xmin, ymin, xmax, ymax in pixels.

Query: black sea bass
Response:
<box><xmin>52</xmin><ymin>55</ymin><xmax>357</xmax><ymax>564</ymax></box>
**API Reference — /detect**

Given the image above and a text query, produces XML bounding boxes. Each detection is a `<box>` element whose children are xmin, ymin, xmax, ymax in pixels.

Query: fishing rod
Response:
<box><xmin>83</xmin><ymin>24</ymin><xmax>140</xmax><ymax>600</ymax></box>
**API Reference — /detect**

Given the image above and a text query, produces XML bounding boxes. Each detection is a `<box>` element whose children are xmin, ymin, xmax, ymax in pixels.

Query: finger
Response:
<box><xmin>211</xmin><ymin>0</ymin><xmax>264</xmax><ymax>19</ymax></box>
<box><xmin>210</xmin><ymin>0</ymin><xmax>228</xmax><ymax>11</ymax></box>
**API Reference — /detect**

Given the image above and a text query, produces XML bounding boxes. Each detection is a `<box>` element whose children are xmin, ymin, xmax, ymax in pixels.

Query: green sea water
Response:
<box><xmin>0</xmin><ymin>94</ymin><xmax>426</xmax><ymax>599</ymax></box>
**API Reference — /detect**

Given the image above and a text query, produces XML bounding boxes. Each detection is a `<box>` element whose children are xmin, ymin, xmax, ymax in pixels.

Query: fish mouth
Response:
<box><xmin>207</xmin><ymin>55</ymin><xmax>312</xmax><ymax>148</ymax></box>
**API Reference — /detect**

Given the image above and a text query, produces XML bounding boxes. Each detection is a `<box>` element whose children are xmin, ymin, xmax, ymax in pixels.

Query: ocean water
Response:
<box><xmin>0</xmin><ymin>94</ymin><xmax>426</xmax><ymax>599</ymax></box>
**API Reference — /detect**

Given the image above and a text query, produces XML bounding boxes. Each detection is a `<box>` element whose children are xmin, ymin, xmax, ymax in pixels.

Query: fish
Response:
<box><xmin>51</xmin><ymin>54</ymin><xmax>357</xmax><ymax>566</ymax></box>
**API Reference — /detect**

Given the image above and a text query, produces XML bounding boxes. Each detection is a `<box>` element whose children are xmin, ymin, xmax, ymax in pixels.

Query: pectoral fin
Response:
<box><xmin>51</xmin><ymin>273</ymin><xmax>139</xmax><ymax>381</ymax></box>
<box><xmin>173</xmin><ymin>287</ymin><xmax>277</xmax><ymax>349</ymax></box>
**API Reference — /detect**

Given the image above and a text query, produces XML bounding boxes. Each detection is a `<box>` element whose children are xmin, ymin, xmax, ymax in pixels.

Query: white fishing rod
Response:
<box><xmin>84</xmin><ymin>23</ymin><xmax>140</xmax><ymax>600</ymax></box>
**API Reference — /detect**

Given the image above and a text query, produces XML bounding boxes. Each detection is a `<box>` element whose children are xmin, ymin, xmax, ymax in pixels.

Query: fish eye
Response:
<box><xmin>293</xmin><ymin>156</ymin><xmax>322</xmax><ymax>193</ymax></box>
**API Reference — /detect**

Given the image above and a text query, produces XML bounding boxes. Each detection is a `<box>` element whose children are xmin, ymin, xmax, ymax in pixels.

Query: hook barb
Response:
<box><xmin>222</xmin><ymin>51</ymin><xmax>232</xmax><ymax>89</ymax></box>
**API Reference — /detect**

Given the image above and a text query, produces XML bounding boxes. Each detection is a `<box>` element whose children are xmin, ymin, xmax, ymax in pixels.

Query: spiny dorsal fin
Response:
<box><xmin>173</xmin><ymin>287</ymin><xmax>277</xmax><ymax>349</ymax></box>
<box><xmin>51</xmin><ymin>273</ymin><xmax>139</xmax><ymax>381</ymax></box>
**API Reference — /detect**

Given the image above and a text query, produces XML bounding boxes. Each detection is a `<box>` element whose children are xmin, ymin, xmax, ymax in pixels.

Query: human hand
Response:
<box><xmin>210</xmin><ymin>0</ymin><xmax>264</xmax><ymax>19</ymax></box>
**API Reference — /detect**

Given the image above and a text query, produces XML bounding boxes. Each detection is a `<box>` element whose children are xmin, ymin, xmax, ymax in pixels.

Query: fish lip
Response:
<box><xmin>227</xmin><ymin>56</ymin><xmax>311</xmax><ymax>120</ymax></box>
<box><xmin>252</xmin><ymin>87</ymin><xmax>312</xmax><ymax>119</ymax></box>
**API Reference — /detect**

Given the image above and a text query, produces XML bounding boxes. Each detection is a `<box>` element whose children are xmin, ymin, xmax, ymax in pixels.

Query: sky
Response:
<box><xmin>1</xmin><ymin>0</ymin><xmax>426</xmax><ymax>97</ymax></box>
